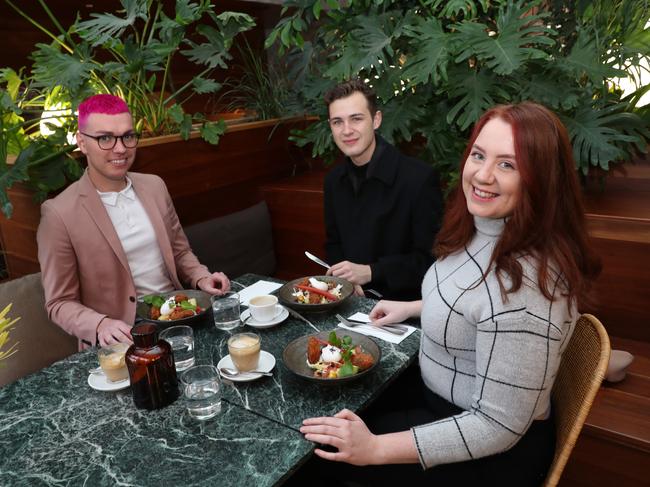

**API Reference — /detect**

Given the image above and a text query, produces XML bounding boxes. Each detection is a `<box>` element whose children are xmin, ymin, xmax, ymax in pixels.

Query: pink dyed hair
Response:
<box><xmin>78</xmin><ymin>94</ymin><xmax>131</xmax><ymax>131</ymax></box>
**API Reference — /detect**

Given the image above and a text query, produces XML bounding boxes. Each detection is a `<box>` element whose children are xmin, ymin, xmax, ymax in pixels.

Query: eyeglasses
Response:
<box><xmin>80</xmin><ymin>132</ymin><xmax>139</xmax><ymax>150</ymax></box>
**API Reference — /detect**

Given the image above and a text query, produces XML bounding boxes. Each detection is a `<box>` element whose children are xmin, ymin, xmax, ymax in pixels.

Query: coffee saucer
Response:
<box><xmin>88</xmin><ymin>372</ymin><xmax>130</xmax><ymax>392</ymax></box>
<box><xmin>241</xmin><ymin>305</ymin><xmax>289</xmax><ymax>329</ymax></box>
<box><xmin>217</xmin><ymin>350</ymin><xmax>276</xmax><ymax>382</ymax></box>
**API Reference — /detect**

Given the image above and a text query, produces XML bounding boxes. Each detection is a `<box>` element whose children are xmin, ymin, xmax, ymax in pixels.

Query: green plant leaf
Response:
<box><xmin>562</xmin><ymin>102</ymin><xmax>640</xmax><ymax>173</ymax></box>
<box><xmin>31</xmin><ymin>43</ymin><xmax>94</xmax><ymax>91</ymax></box>
<box><xmin>168</xmin><ymin>104</ymin><xmax>184</xmax><ymax>124</ymax></box>
<box><xmin>402</xmin><ymin>17</ymin><xmax>451</xmax><ymax>86</ymax></box>
<box><xmin>557</xmin><ymin>29</ymin><xmax>627</xmax><ymax>83</ymax></box>
<box><xmin>454</xmin><ymin>1</ymin><xmax>554</xmax><ymax>75</ymax></box>
<box><xmin>445</xmin><ymin>68</ymin><xmax>509</xmax><ymax>130</ymax></box>
<box><xmin>192</xmin><ymin>76</ymin><xmax>221</xmax><ymax>94</ymax></box>
<box><xmin>200</xmin><ymin>120</ymin><xmax>226</xmax><ymax>145</ymax></box>
<box><xmin>75</xmin><ymin>0</ymin><xmax>148</xmax><ymax>47</ymax></box>
<box><xmin>380</xmin><ymin>94</ymin><xmax>428</xmax><ymax>144</ymax></box>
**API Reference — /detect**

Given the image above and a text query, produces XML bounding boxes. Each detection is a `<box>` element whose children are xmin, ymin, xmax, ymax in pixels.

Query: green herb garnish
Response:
<box><xmin>143</xmin><ymin>295</ymin><xmax>165</xmax><ymax>308</ymax></box>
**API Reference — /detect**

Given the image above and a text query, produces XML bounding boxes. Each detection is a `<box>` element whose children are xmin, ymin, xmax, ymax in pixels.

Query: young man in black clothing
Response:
<box><xmin>323</xmin><ymin>80</ymin><xmax>443</xmax><ymax>300</ymax></box>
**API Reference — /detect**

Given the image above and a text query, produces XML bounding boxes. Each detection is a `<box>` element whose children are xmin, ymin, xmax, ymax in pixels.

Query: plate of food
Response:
<box><xmin>277</xmin><ymin>276</ymin><xmax>354</xmax><ymax>312</ymax></box>
<box><xmin>282</xmin><ymin>330</ymin><xmax>380</xmax><ymax>383</ymax></box>
<box><xmin>136</xmin><ymin>290</ymin><xmax>211</xmax><ymax>325</ymax></box>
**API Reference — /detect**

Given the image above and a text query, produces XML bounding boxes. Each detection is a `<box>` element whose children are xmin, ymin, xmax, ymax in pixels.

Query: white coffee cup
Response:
<box><xmin>248</xmin><ymin>295</ymin><xmax>280</xmax><ymax>322</ymax></box>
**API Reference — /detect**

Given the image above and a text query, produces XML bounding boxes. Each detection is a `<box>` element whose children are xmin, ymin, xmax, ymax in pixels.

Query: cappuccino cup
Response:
<box><xmin>228</xmin><ymin>333</ymin><xmax>261</xmax><ymax>372</ymax></box>
<box><xmin>248</xmin><ymin>295</ymin><xmax>280</xmax><ymax>322</ymax></box>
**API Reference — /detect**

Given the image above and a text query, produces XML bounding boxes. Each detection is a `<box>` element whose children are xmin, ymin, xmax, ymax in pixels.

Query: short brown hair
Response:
<box><xmin>324</xmin><ymin>79</ymin><xmax>378</xmax><ymax>116</ymax></box>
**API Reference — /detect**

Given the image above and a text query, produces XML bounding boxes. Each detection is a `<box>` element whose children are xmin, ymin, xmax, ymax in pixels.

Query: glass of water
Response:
<box><xmin>211</xmin><ymin>292</ymin><xmax>241</xmax><ymax>331</ymax></box>
<box><xmin>180</xmin><ymin>365</ymin><xmax>221</xmax><ymax>421</ymax></box>
<box><xmin>159</xmin><ymin>325</ymin><xmax>195</xmax><ymax>372</ymax></box>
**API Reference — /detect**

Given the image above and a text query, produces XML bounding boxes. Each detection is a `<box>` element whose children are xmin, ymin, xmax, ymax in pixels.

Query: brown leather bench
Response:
<box><xmin>0</xmin><ymin>272</ymin><xmax>78</xmax><ymax>386</ymax></box>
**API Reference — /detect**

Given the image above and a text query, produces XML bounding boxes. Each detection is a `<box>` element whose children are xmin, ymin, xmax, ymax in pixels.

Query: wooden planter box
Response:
<box><xmin>0</xmin><ymin>117</ymin><xmax>312</xmax><ymax>280</ymax></box>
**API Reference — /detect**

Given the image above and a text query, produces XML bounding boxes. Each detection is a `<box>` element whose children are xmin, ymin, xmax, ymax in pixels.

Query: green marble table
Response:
<box><xmin>0</xmin><ymin>274</ymin><xmax>420</xmax><ymax>486</ymax></box>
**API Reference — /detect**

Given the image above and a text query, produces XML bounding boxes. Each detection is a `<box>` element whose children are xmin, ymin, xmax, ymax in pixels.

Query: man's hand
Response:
<box><xmin>197</xmin><ymin>272</ymin><xmax>231</xmax><ymax>295</ymax></box>
<box><xmin>327</xmin><ymin>261</ymin><xmax>371</xmax><ymax>286</ymax></box>
<box><xmin>97</xmin><ymin>318</ymin><xmax>133</xmax><ymax>347</ymax></box>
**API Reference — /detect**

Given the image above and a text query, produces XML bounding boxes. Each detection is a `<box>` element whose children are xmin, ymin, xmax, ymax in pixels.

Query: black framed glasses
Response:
<box><xmin>80</xmin><ymin>132</ymin><xmax>139</xmax><ymax>150</ymax></box>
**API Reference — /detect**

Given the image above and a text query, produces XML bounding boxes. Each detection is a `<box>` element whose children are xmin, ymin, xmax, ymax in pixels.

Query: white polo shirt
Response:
<box><xmin>98</xmin><ymin>178</ymin><xmax>175</xmax><ymax>297</ymax></box>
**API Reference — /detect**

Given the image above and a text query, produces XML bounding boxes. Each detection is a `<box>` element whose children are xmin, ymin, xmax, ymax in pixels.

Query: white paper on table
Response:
<box><xmin>237</xmin><ymin>280</ymin><xmax>283</xmax><ymax>306</ymax></box>
<box><xmin>337</xmin><ymin>312</ymin><xmax>417</xmax><ymax>344</ymax></box>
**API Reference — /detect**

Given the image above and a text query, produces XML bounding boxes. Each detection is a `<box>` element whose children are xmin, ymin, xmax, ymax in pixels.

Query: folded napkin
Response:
<box><xmin>237</xmin><ymin>280</ymin><xmax>283</xmax><ymax>306</ymax></box>
<box><xmin>338</xmin><ymin>312</ymin><xmax>417</xmax><ymax>344</ymax></box>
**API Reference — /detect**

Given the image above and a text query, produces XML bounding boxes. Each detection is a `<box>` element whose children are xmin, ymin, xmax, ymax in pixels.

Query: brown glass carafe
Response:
<box><xmin>125</xmin><ymin>323</ymin><xmax>179</xmax><ymax>410</ymax></box>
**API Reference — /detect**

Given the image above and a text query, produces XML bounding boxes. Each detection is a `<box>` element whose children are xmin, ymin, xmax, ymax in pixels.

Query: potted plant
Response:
<box><xmin>266</xmin><ymin>0</ymin><xmax>649</xmax><ymax>183</ymax></box>
<box><xmin>1</xmin><ymin>0</ymin><xmax>256</xmax><ymax>218</ymax></box>
<box><xmin>0</xmin><ymin>303</ymin><xmax>19</xmax><ymax>362</ymax></box>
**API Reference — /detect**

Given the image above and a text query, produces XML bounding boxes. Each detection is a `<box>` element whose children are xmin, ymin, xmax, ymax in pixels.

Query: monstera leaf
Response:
<box><xmin>454</xmin><ymin>0</ymin><xmax>554</xmax><ymax>75</ymax></box>
<box><xmin>30</xmin><ymin>43</ymin><xmax>95</xmax><ymax>92</ymax></box>
<box><xmin>557</xmin><ymin>30</ymin><xmax>627</xmax><ymax>83</ymax></box>
<box><xmin>75</xmin><ymin>0</ymin><xmax>148</xmax><ymax>47</ymax></box>
<box><xmin>402</xmin><ymin>17</ymin><xmax>452</xmax><ymax>86</ymax></box>
<box><xmin>380</xmin><ymin>94</ymin><xmax>428</xmax><ymax>144</ymax></box>
<box><xmin>563</xmin><ymin>102</ymin><xmax>641</xmax><ymax>173</ymax></box>
<box><xmin>445</xmin><ymin>68</ymin><xmax>510</xmax><ymax>130</ymax></box>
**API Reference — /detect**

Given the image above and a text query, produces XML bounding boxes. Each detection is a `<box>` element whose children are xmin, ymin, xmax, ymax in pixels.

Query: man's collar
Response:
<box><xmin>96</xmin><ymin>176</ymin><xmax>135</xmax><ymax>206</ymax></box>
<box><xmin>341</xmin><ymin>134</ymin><xmax>398</xmax><ymax>186</ymax></box>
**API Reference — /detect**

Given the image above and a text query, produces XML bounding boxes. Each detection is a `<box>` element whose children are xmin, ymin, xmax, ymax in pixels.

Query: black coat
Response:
<box><xmin>324</xmin><ymin>135</ymin><xmax>444</xmax><ymax>301</ymax></box>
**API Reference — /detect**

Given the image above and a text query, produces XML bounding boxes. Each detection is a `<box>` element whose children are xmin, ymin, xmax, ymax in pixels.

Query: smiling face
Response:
<box><xmin>76</xmin><ymin>112</ymin><xmax>136</xmax><ymax>192</ymax></box>
<box><xmin>462</xmin><ymin>117</ymin><xmax>521</xmax><ymax>219</ymax></box>
<box><xmin>328</xmin><ymin>91</ymin><xmax>382</xmax><ymax>166</ymax></box>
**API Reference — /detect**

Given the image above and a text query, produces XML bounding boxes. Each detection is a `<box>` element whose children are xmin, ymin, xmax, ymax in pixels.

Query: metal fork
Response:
<box><xmin>336</xmin><ymin>314</ymin><xmax>407</xmax><ymax>336</ymax></box>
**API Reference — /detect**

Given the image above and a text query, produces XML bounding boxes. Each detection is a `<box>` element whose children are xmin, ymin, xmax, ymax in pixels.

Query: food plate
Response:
<box><xmin>136</xmin><ymin>289</ymin><xmax>211</xmax><ymax>326</ymax></box>
<box><xmin>277</xmin><ymin>276</ymin><xmax>353</xmax><ymax>312</ymax></box>
<box><xmin>282</xmin><ymin>330</ymin><xmax>381</xmax><ymax>384</ymax></box>
<box><xmin>88</xmin><ymin>373</ymin><xmax>130</xmax><ymax>392</ymax></box>
<box><xmin>217</xmin><ymin>351</ymin><xmax>276</xmax><ymax>382</ymax></box>
<box><xmin>241</xmin><ymin>306</ymin><xmax>289</xmax><ymax>329</ymax></box>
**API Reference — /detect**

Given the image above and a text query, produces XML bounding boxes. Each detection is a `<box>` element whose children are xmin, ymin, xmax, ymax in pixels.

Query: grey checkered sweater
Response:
<box><xmin>412</xmin><ymin>216</ymin><xmax>576</xmax><ymax>469</ymax></box>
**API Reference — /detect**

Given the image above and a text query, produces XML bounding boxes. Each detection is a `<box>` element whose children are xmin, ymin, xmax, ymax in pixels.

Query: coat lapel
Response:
<box><xmin>78</xmin><ymin>172</ymin><xmax>131</xmax><ymax>274</ymax></box>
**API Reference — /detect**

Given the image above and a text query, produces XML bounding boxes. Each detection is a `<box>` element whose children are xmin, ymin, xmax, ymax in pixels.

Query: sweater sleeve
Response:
<box><xmin>413</xmin><ymin>296</ymin><xmax>571</xmax><ymax>468</ymax></box>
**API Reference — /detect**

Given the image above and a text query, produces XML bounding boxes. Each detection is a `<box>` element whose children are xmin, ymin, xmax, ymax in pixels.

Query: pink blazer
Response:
<box><xmin>37</xmin><ymin>171</ymin><xmax>211</xmax><ymax>347</ymax></box>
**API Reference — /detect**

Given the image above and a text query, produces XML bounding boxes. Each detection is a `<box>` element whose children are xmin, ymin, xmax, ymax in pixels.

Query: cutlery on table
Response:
<box><xmin>286</xmin><ymin>307</ymin><xmax>319</xmax><ymax>332</ymax></box>
<box><xmin>304</xmin><ymin>251</ymin><xmax>384</xmax><ymax>299</ymax></box>
<box><xmin>219</xmin><ymin>367</ymin><xmax>273</xmax><ymax>378</ymax></box>
<box><xmin>336</xmin><ymin>314</ymin><xmax>407</xmax><ymax>336</ymax></box>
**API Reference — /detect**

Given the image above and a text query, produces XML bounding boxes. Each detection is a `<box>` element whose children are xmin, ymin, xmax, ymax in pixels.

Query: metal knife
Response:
<box><xmin>305</xmin><ymin>251</ymin><xmax>330</xmax><ymax>269</ymax></box>
<box><xmin>304</xmin><ymin>251</ymin><xmax>384</xmax><ymax>299</ymax></box>
<box><xmin>286</xmin><ymin>307</ymin><xmax>320</xmax><ymax>332</ymax></box>
<box><xmin>336</xmin><ymin>314</ymin><xmax>407</xmax><ymax>336</ymax></box>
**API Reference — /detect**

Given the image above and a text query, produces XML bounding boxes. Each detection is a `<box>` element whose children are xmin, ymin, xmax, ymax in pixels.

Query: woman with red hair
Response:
<box><xmin>298</xmin><ymin>102</ymin><xmax>600</xmax><ymax>485</ymax></box>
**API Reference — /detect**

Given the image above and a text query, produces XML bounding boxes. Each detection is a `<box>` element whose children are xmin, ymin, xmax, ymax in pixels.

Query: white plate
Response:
<box><xmin>241</xmin><ymin>305</ymin><xmax>289</xmax><ymax>329</ymax></box>
<box><xmin>217</xmin><ymin>350</ymin><xmax>276</xmax><ymax>382</ymax></box>
<box><xmin>87</xmin><ymin>372</ymin><xmax>130</xmax><ymax>392</ymax></box>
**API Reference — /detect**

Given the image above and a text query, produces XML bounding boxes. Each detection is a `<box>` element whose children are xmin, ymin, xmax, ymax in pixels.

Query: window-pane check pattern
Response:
<box><xmin>413</xmin><ymin>217</ymin><xmax>575</xmax><ymax>469</ymax></box>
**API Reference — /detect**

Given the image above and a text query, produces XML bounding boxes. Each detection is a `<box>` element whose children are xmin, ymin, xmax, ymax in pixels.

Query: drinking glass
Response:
<box><xmin>227</xmin><ymin>332</ymin><xmax>261</xmax><ymax>372</ymax></box>
<box><xmin>181</xmin><ymin>365</ymin><xmax>221</xmax><ymax>420</ymax></box>
<box><xmin>159</xmin><ymin>325</ymin><xmax>195</xmax><ymax>372</ymax></box>
<box><xmin>97</xmin><ymin>342</ymin><xmax>130</xmax><ymax>382</ymax></box>
<box><xmin>211</xmin><ymin>292</ymin><xmax>241</xmax><ymax>331</ymax></box>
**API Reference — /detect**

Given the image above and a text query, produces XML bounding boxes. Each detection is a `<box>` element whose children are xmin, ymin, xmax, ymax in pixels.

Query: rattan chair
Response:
<box><xmin>542</xmin><ymin>314</ymin><xmax>611</xmax><ymax>486</ymax></box>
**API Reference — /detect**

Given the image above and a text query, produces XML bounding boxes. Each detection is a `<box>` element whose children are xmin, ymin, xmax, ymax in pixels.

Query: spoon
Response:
<box><xmin>219</xmin><ymin>367</ymin><xmax>273</xmax><ymax>378</ymax></box>
<box><xmin>89</xmin><ymin>366</ymin><xmax>104</xmax><ymax>375</ymax></box>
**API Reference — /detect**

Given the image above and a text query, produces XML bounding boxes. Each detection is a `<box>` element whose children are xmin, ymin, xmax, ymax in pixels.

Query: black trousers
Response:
<box><xmin>286</xmin><ymin>363</ymin><xmax>555</xmax><ymax>487</ymax></box>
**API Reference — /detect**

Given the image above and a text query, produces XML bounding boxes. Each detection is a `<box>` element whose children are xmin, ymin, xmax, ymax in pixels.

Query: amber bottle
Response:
<box><xmin>125</xmin><ymin>323</ymin><xmax>179</xmax><ymax>410</ymax></box>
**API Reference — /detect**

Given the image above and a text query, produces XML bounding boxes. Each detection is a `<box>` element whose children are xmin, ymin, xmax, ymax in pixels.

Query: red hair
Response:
<box><xmin>435</xmin><ymin>102</ymin><xmax>600</xmax><ymax>307</ymax></box>
<box><xmin>78</xmin><ymin>94</ymin><xmax>130</xmax><ymax>131</ymax></box>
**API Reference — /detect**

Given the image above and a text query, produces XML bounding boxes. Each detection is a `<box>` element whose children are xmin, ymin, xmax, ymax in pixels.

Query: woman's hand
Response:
<box><xmin>300</xmin><ymin>409</ymin><xmax>379</xmax><ymax>465</ymax></box>
<box><xmin>369</xmin><ymin>300</ymin><xmax>422</xmax><ymax>326</ymax></box>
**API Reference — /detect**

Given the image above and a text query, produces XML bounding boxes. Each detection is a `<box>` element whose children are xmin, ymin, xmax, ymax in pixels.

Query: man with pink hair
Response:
<box><xmin>37</xmin><ymin>94</ymin><xmax>230</xmax><ymax>347</ymax></box>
